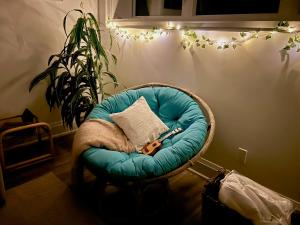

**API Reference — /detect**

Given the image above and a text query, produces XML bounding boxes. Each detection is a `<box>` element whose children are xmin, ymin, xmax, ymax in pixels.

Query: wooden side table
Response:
<box><xmin>0</xmin><ymin>121</ymin><xmax>55</xmax><ymax>172</ymax></box>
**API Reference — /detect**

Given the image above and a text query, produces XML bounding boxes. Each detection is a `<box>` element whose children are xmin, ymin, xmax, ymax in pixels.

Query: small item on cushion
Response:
<box><xmin>142</xmin><ymin>128</ymin><xmax>183</xmax><ymax>156</ymax></box>
<box><xmin>110</xmin><ymin>96</ymin><xmax>169</xmax><ymax>150</ymax></box>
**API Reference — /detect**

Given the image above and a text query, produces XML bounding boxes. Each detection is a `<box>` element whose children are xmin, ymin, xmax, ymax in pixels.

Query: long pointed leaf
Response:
<box><xmin>87</xmin><ymin>13</ymin><xmax>101</xmax><ymax>39</ymax></box>
<box><xmin>108</xmin><ymin>30</ymin><xmax>113</xmax><ymax>50</ymax></box>
<box><xmin>56</xmin><ymin>72</ymin><xmax>70</xmax><ymax>101</ymax></box>
<box><xmin>63</xmin><ymin>9</ymin><xmax>83</xmax><ymax>36</ymax></box>
<box><xmin>103</xmin><ymin>71</ymin><xmax>118</xmax><ymax>87</ymax></box>
<box><xmin>29</xmin><ymin>65</ymin><xmax>61</xmax><ymax>91</ymax></box>
<box><xmin>71</xmin><ymin>47</ymin><xmax>87</xmax><ymax>66</ymax></box>
<box><xmin>111</xmin><ymin>54</ymin><xmax>117</xmax><ymax>64</ymax></box>
<box><xmin>99</xmin><ymin>42</ymin><xmax>109</xmax><ymax>64</ymax></box>
<box><xmin>75</xmin><ymin>18</ymin><xmax>85</xmax><ymax>48</ymax></box>
<box><xmin>45</xmin><ymin>84</ymin><xmax>54</xmax><ymax>109</ymax></box>
<box><xmin>88</xmin><ymin>27</ymin><xmax>108</xmax><ymax>64</ymax></box>
<box><xmin>48</xmin><ymin>54</ymin><xmax>60</xmax><ymax>66</ymax></box>
<box><xmin>74</xmin><ymin>96</ymin><xmax>91</xmax><ymax>126</ymax></box>
<box><xmin>61</xmin><ymin>93</ymin><xmax>73</xmax><ymax>127</ymax></box>
<box><xmin>88</xmin><ymin>28</ymin><xmax>100</xmax><ymax>58</ymax></box>
<box><xmin>65</xmin><ymin>29</ymin><xmax>75</xmax><ymax>52</ymax></box>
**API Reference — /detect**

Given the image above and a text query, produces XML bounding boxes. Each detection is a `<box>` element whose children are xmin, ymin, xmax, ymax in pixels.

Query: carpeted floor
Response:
<box><xmin>1</xmin><ymin>134</ymin><xmax>299</xmax><ymax>225</ymax></box>
<box><xmin>0</xmin><ymin>172</ymin><xmax>102</xmax><ymax>225</ymax></box>
<box><xmin>0</xmin><ymin>170</ymin><xmax>207</xmax><ymax>225</ymax></box>
<box><xmin>0</xmin><ymin>134</ymin><xmax>209</xmax><ymax>225</ymax></box>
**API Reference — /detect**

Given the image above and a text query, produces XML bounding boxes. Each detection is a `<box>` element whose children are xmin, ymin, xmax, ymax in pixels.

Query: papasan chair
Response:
<box><xmin>72</xmin><ymin>83</ymin><xmax>215</xmax><ymax>209</ymax></box>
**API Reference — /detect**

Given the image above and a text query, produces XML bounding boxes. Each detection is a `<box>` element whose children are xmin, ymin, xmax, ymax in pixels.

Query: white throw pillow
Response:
<box><xmin>110</xmin><ymin>96</ymin><xmax>169</xmax><ymax>150</ymax></box>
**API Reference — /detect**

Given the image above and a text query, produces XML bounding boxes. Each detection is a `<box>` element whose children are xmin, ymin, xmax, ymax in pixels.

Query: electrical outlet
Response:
<box><xmin>237</xmin><ymin>147</ymin><xmax>248</xmax><ymax>165</ymax></box>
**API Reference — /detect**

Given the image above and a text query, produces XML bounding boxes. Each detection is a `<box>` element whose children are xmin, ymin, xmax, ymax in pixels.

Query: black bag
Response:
<box><xmin>21</xmin><ymin>108</ymin><xmax>38</xmax><ymax>123</ymax></box>
<box><xmin>0</xmin><ymin>109</ymin><xmax>38</xmax><ymax>136</ymax></box>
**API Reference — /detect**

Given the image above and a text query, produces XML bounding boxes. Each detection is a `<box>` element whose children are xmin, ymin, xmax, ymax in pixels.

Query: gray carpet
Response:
<box><xmin>0</xmin><ymin>133</ymin><xmax>208</xmax><ymax>225</ymax></box>
<box><xmin>0</xmin><ymin>170</ymin><xmax>207</xmax><ymax>225</ymax></box>
<box><xmin>0</xmin><ymin>172</ymin><xmax>103</xmax><ymax>225</ymax></box>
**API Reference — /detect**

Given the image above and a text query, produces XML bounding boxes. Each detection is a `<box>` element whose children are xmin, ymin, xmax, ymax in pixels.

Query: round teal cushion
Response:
<box><xmin>82</xmin><ymin>86</ymin><xmax>208</xmax><ymax>180</ymax></box>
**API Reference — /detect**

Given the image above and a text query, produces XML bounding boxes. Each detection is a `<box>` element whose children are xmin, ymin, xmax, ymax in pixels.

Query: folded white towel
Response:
<box><xmin>219</xmin><ymin>171</ymin><xmax>294</xmax><ymax>225</ymax></box>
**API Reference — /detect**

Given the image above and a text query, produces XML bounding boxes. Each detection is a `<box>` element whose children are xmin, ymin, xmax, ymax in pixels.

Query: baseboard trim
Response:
<box><xmin>52</xmin><ymin>129</ymin><xmax>76</xmax><ymax>139</ymax></box>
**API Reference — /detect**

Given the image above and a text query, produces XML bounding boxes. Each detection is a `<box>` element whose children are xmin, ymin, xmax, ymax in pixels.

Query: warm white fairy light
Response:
<box><xmin>216</xmin><ymin>40</ymin><xmax>226</xmax><ymax>47</ymax></box>
<box><xmin>180</xmin><ymin>28</ymin><xmax>291</xmax><ymax>51</ymax></box>
<box><xmin>139</xmin><ymin>35</ymin><xmax>145</xmax><ymax>41</ymax></box>
<box><xmin>153</xmin><ymin>28</ymin><xmax>166</xmax><ymax>38</ymax></box>
<box><xmin>108</xmin><ymin>23</ymin><xmax>169</xmax><ymax>42</ymax></box>
<box><xmin>176</xmin><ymin>24</ymin><xmax>182</xmax><ymax>30</ymax></box>
<box><xmin>166</xmin><ymin>22</ymin><xmax>175</xmax><ymax>30</ymax></box>
<box><xmin>107</xmin><ymin>20</ymin><xmax>300</xmax><ymax>54</ymax></box>
<box><xmin>106</xmin><ymin>20</ymin><xmax>117</xmax><ymax>29</ymax></box>
<box><xmin>288</xmin><ymin>27</ymin><xmax>296</xmax><ymax>33</ymax></box>
<box><xmin>253</xmin><ymin>31</ymin><xmax>259</xmax><ymax>38</ymax></box>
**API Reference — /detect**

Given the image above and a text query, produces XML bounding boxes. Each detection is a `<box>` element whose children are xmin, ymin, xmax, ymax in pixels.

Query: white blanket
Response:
<box><xmin>71</xmin><ymin>119</ymin><xmax>135</xmax><ymax>186</ymax></box>
<box><xmin>219</xmin><ymin>171</ymin><xmax>294</xmax><ymax>225</ymax></box>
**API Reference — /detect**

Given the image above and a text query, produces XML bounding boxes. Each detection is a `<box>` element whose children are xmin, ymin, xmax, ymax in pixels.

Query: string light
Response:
<box><xmin>288</xmin><ymin>27</ymin><xmax>296</xmax><ymax>33</ymax></box>
<box><xmin>179</xmin><ymin>25</ymin><xmax>300</xmax><ymax>54</ymax></box>
<box><xmin>106</xmin><ymin>20</ymin><xmax>117</xmax><ymax>29</ymax></box>
<box><xmin>176</xmin><ymin>24</ymin><xmax>182</xmax><ymax>30</ymax></box>
<box><xmin>166</xmin><ymin>22</ymin><xmax>175</xmax><ymax>30</ymax></box>
<box><xmin>107</xmin><ymin>20</ymin><xmax>169</xmax><ymax>42</ymax></box>
<box><xmin>106</xmin><ymin>20</ymin><xmax>300</xmax><ymax>54</ymax></box>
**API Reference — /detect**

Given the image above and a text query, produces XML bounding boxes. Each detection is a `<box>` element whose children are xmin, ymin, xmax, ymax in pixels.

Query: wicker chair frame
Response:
<box><xmin>75</xmin><ymin>83</ymin><xmax>215</xmax><ymax>186</ymax></box>
<box><xmin>89</xmin><ymin>83</ymin><xmax>216</xmax><ymax>220</ymax></box>
<box><xmin>115</xmin><ymin>82</ymin><xmax>216</xmax><ymax>184</ymax></box>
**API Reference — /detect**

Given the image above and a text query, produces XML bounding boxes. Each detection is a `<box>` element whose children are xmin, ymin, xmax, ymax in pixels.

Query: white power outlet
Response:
<box><xmin>237</xmin><ymin>147</ymin><xmax>248</xmax><ymax>165</ymax></box>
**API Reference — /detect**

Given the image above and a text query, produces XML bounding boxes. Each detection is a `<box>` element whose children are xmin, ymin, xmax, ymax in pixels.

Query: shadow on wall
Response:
<box><xmin>0</xmin><ymin>1</ymin><xmax>65</xmax><ymax>120</ymax></box>
<box><xmin>0</xmin><ymin>0</ymin><xmax>97</xmax><ymax>124</ymax></box>
<box><xmin>276</xmin><ymin>54</ymin><xmax>300</xmax><ymax>97</ymax></box>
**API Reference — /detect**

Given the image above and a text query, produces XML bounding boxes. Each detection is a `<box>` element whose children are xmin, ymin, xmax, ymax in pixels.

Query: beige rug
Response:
<box><xmin>0</xmin><ymin>173</ymin><xmax>102</xmax><ymax>225</ymax></box>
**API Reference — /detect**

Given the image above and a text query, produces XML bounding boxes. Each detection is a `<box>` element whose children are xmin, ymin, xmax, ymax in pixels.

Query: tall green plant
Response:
<box><xmin>29</xmin><ymin>9</ymin><xmax>118</xmax><ymax>129</ymax></box>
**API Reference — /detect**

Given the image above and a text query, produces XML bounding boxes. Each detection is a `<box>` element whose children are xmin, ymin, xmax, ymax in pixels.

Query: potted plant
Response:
<box><xmin>29</xmin><ymin>9</ymin><xmax>118</xmax><ymax>129</ymax></box>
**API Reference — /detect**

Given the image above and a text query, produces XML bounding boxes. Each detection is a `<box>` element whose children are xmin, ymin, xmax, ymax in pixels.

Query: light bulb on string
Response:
<box><xmin>166</xmin><ymin>22</ymin><xmax>175</xmax><ymax>30</ymax></box>
<box><xmin>176</xmin><ymin>24</ymin><xmax>182</xmax><ymax>30</ymax></box>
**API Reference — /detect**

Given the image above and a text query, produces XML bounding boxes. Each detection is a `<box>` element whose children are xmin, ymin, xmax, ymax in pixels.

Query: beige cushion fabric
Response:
<box><xmin>110</xmin><ymin>96</ymin><xmax>169</xmax><ymax>150</ymax></box>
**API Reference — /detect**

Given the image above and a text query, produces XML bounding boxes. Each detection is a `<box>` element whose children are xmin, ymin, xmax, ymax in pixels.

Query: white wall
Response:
<box><xmin>100</xmin><ymin>4</ymin><xmax>300</xmax><ymax>201</ymax></box>
<box><xmin>0</xmin><ymin>0</ymin><xmax>97</xmax><ymax>126</ymax></box>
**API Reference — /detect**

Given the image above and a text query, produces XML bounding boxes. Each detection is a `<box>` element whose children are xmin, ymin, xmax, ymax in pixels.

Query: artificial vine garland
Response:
<box><xmin>181</xmin><ymin>21</ymin><xmax>300</xmax><ymax>56</ymax></box>
<box><xmin>107</xmin><ymin>21</ymin><xmax>300</xmax><ymax>56</ymax></box>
